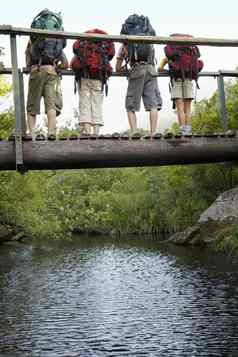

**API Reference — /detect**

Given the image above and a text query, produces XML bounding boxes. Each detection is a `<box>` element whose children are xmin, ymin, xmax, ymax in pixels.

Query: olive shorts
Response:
<box><xmin>126</xmin><ymin>64</ymin><xmax>162</xmax><ymax>112</ymax></box>
<box><xmin>26</xmin><ymin>69</ymin><xmax>58</xmax><ymax>115</ymax></box>
<box><xmin>171</xmin><ymin>79</ymin><xmax>194</xmax><ymax>100</ymax></box>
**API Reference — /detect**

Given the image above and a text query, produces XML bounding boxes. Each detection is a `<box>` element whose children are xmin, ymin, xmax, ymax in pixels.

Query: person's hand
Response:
<box><xmin>57</xmin><ymin>63</ymin><xmax>68</xmax><ymax>70</ymax></box>
<box><xmin>117</xmin><ymin>65</ymin><xmax>127</xmax><ymax>72</ymax></box>
<box><xmin>158</xmin><ymin>67</ymin><xmax>168</xmax><ymax>73</ymax></box>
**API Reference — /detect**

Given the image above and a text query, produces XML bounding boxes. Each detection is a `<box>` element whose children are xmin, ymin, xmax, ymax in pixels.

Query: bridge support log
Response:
<box><xmin>0</xmin><ymin>137</ymin><xmax>238</xmax><ymax>171</ymax></box>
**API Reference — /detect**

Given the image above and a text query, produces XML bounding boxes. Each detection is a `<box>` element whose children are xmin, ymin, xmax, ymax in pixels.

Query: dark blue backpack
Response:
<box><xmin>120</xmin><ymin>14</ymin><xmax>156</xmax><ymax>64</ymax></box>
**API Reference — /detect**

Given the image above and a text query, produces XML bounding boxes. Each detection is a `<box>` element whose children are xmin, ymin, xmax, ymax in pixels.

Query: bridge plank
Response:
<box><xmin>0</xmin><ymin>137</ymin><xmax>237</xmax><ymax>170</ymax></box>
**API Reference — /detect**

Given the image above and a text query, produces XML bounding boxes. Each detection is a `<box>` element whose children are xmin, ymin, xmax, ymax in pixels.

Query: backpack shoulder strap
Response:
<box><xmin>193</xmin><ymin>45</ymin><xmax>201</xmax><ymax>57</ymax></box>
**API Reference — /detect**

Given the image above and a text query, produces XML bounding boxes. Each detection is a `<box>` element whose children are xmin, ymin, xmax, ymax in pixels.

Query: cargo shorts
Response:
<box><xmin>26</xmin><ymin>68</ymin><xmax>58</xmax><ymax>115</ymax></box>
<box><xmin>78</xmin><ymin>78</ymin><xmax>104</xmax><ymax>126</ymax></box>
<box><xmin>171</xmin><ymin>78</ymin><xmax>194</xmax><ymax>100</ymax></box>
<box><xmin>126</xmin><ymin>64</ymin><xmax>162</xmax><ymax>112</ymax></box>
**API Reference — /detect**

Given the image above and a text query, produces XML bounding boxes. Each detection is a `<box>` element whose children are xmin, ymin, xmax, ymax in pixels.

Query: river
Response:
<box><xmin>0</xmin><ymin>236</ymin><xmax>238</xmax><ymax>356</ymax></box>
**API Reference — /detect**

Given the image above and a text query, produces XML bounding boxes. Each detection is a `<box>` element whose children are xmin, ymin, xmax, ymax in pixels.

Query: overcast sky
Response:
<box><xmin>1</xmin><ymin>0</ymin><xmax>238</xmax><ymax>133</ymax></box>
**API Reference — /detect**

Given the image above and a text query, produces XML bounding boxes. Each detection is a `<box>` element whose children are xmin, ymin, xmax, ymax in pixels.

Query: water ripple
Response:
<box><xmin>0</xmin><ymin>237</ymin><xmax>238</xmax><ymax>356</ymax></box>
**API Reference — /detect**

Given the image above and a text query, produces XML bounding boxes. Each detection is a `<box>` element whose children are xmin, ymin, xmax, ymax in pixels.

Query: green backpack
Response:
<box><xmin>30</xmin><ymin>9</ymin><xmax>66</xmax><ymax>65</ymax></box>
<box><xmin>31</xmin><ymin>9</ymin><xmax>63</xmax><ymax>32</ymax></box>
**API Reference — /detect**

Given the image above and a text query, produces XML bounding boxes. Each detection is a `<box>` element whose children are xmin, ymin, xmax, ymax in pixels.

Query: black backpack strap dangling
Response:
<box><xmin>74</xmin><ymin>74</ymin><xmax>81</xmax><ymax>94</ymax></box>
<box><xmin>105</xmin><ymin>79</ymin><xmax>108</xmax><ymax>96</ymax></box>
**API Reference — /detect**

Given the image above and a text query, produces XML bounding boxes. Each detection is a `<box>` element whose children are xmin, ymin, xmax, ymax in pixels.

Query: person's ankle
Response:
<box><xmin>93</xmin><ymin>125</ymin><xmax>100</xmax><ymax>135</ymax></box>
<box><xmin>48</xmin><ymin>128</ymin><xmax>56</xmax><ymax>136</ymax></box>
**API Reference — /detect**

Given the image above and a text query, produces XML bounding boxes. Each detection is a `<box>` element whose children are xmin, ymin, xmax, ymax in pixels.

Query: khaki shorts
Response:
<box><xmin>171</xmin><ymin>79</ymin><xmax>194</xmax><ymax>100</ymax></box>
<box><xmin>78</xmin><ymin>78</ymin><xmax>104</xmax><ymax>126</ymax></box>
<box><xmin>126</xmin><ymin>64</ymin><xmax>162</xmax><ymax>112</ymax></box>
<box><xmin>26</xmin><ymin>69</ymin><xmax>58</xmax><ymax>115</ymax></box>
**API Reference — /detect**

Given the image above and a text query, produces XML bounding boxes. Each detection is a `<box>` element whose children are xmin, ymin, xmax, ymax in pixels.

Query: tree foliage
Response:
<box><xmin>1</xmin><ymin>77</ymin><xmax>238</xmax><ymax>239</ymax></box>
<box><xmin>0</xmin><ymin>74</ymin><xmax>13</xmax><ymax>138</ymax></box>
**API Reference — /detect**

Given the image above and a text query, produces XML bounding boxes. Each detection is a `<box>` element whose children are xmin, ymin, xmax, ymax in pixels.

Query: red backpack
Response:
<box><xmin>164</xmin><ymin>34</ymin><xmax>204</xmax><ymax>83</ymax></box>
<box><xmin>70</xmin><ymin>29</ymin><xmax>115</xmax><ymax>94</ymax></box>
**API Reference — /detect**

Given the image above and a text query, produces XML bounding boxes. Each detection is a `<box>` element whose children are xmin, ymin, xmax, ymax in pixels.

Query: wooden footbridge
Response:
<box><xmin>0</xmin><ymin>25</ymin><xmax>238</xmax><ymax>172</ymax></box>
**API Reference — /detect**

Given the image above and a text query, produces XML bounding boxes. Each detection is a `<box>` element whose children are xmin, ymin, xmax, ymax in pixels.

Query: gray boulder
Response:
<box><xmin>169</xmin><ymin>187</ymin><xmax>238</xmax><ymax>245</ymax></box>
<box><xmin>199</xmin><ymin>187</ymin><xmax>238</xmax><ymax>224</ymax></box>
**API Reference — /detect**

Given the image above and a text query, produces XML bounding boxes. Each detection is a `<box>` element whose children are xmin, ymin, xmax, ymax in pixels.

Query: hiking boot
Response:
<box><xmin>35</xmin><ymin>134</ymin><xmax>45</xmax><ymax>141</ymax></box>
<box><xmin>143</xmin><ymin>134</ymin><xmax>152</xmax><ymax>140</ymax></box>
<box><xmin>104</xmin><ymin>134</ymin><xmax>113</xmax><ymax>139</ymax></box>
<box><xmin>8</xmin><ymin>134</ymin><xmax>15</xmax><ymax>141</ymax></box>
<box><xmin>69</xmin><ymin>134</ymin><xmax>78</xmax><ymax>140</ymax></box>
<box><xmin>112</xmin><ymin>132</ymin><xmax>121</xmax><ymax>139</ymax></box>
<box><xmin>163</xmin><ymin>131</ymin><xmax>173</xmax><ymax>139</ymax></box>
<box><xmin>152</xmin><ymin>133</ymin><xmax>162</xmax><ymax>139</ymax></box>
<box><xmin>23</xmin><ymin>134</ymin><xmax>32</xmax><ymax>141</ymax></box>
<box><xmin>47</xmin><ymin>134</ymin><xmax>56</xmax><ymax>141</ymax></box>
<box><xmin>131</xmin><ymin>131</ymin><xmax>142</xmax><ymax>140</ymax></box>
<box><xmin>121</xmin><ymin>134</ymin><xmax>130</xmax><ymax>140</ymax></box>
<box><xmin>80</xmin><ymin>133</ymin><xmax>90</xmax><ymax>139</ymax></box>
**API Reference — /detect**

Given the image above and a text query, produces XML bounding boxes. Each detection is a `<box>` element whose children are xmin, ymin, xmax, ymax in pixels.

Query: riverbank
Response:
<box><xmin>1</xmin><ymin>186</ymin><xmax>238</xmax><ymax>253</ymax></box>
<box><xmin>0</xmin><ymin>223</ymin><xmax>25</xmax><ymax>244</ymax></box>
<box><xmin>168</xmin><ymin>187</ymin><xmax>238</xmax><ymax>250</ymax></box>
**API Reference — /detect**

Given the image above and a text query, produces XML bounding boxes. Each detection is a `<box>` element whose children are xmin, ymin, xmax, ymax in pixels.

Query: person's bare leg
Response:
<box><xmin>27</xmin><ymin>112</ymin><xmax>37</xmax><ymax>139</ymax></box>
<box><xmin>93</xmin><ymin>125</ymin><xmax>100</xmax><ymax>135</ymax></box>
<box><xmin>149</xmin><ymin>108</ymin><xmax>158</xmax><ymax>135</ymax></box>
<box><xmin>175</xmin><ymin>99</ymin><xmax>186</xmax><ymax>126</ymax></box>
<box><xmin>127</xmin><ymin>111</ymin><xmax>137</xmax><ymax>132</ymax></box>
<box><xmin>79</xmin><ymin>124</ymin><xmax>85</xmax><ymax>134</ymax></box>
<box><xmin>184</xmin><ymin>99</ymin><xmax>192</xmax><ymax>133</ymax></box>
<box><xmin>47</xmin><ymin>109</ymin><xmax>57</xmax><ymax>136</ymax></box>
<box><xmin>84</xmin><ymin>123</ymin><xmax>91</xmax><ymax>134</ymax></box>
<box><xmin>184</xmin><ymin>99</ymin><xmax>192</xmax><ymax>125</ymax></box>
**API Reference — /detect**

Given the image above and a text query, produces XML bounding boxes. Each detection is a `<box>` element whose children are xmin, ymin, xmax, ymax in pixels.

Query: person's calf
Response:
<box><xmin>127</xmin><ymin>111</ymin><xmax>137</xmax><ymax>132</ymax></box>
<box><xmin>47</xmin><ymin>109</ymin><xmax>57</xmax><ymax>137</ymax></box>
<box><xmin>93</xmin><ymin>125</ymin><xmax>101</xmax><ymax>135</ymax></box>
<box><xmin>149</xmin><ymin>108</ymin><xmax>158</xmax><ymax>135</ymax></box>
<box><xmin>27</xmin><ymin>113</ymin><xmax>36</xmax><ymax>140</ymax></box>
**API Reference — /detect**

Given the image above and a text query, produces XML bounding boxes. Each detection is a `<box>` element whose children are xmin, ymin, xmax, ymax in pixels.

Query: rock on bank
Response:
<box><xmin>168</xmin><ymin>187</ymin><xmax>238</xmax><ymax>246</ymax></box>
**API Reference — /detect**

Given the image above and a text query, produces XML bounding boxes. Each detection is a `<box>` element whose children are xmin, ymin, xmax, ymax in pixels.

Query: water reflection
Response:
<box><xmin>0</xmin><ymin>236</ymin><xmax>238</xmax><ymax>356</ymax></box>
